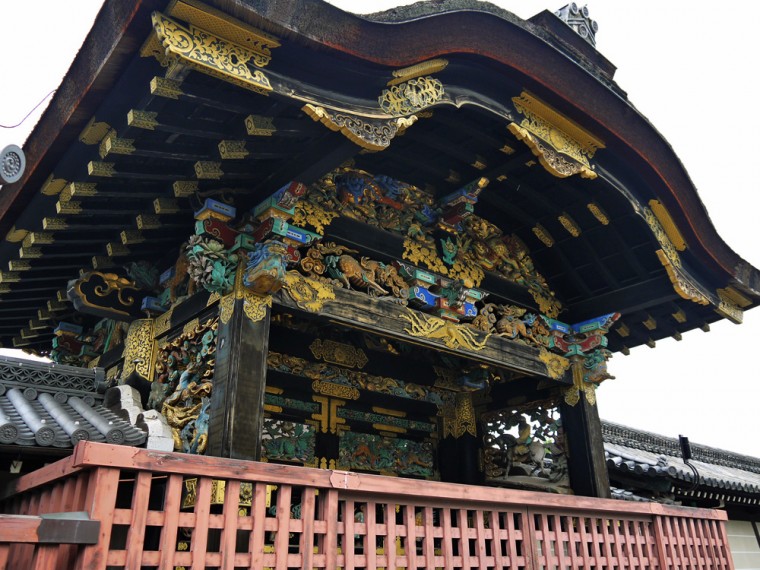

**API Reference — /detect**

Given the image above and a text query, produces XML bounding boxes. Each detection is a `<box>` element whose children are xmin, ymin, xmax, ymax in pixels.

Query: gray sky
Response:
<box><xmin>1</xmin><ymin>1</ymin><xmax>757</xmax><ymax>456</ymax></box>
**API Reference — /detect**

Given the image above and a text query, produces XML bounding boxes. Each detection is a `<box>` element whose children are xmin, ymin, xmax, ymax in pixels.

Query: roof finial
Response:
<box><xmin>554</xmin><ymin>3</ymin><xmax>598</xmax><ymax>47</ymax></box>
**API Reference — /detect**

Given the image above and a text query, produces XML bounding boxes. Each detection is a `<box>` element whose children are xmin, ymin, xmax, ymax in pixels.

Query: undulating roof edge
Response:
<box><xmin>2</xmin><ymin>0</ymin><xmax>759</xmax><ymax>300</ymax></box>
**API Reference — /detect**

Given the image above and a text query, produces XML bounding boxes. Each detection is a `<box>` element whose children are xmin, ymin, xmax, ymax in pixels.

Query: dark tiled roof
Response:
<box><xmin>0</xmin><ymin>355</ymin><xmax>146</xmax><ymax>448</ymax></box>
<box><xmin>602</xmin><ymin>420</ymin><xmax>760</xmax><ymax>499</ymax></box>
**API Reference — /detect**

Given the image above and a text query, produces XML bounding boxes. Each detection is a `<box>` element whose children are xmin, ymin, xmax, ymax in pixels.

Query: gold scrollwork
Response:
<box><xmin>309</xmin><ymin>339</ymin><xmax>368</xmax><ymax>369</ymax></box>
<box><xmin>243</xmin><ymin>294</ymin><xmax>272</xmax><ymax>322</ymax></box>
<box><xmin>644</xmin><ymin>207</ymin><xmax>680</xmax><ymax>268</ymax></box>
<box><xmin>379</xmin><ymin>76</ymin><xmax>445</xmax><ymax>117</ymax></box>
<box><xmin>564</xmin><ymin>359</ymin><xmax>596</xmax><ymax>407</ymax></box>
<box><xmin>303</xmin><ymin>104</ymin><xmax>418</xmax><ymax>151</ymax></box>
<box><xmin>454</xmin><ymin>392</ymin><xmax>477</xmax><ymax>437</ymax></box>
<box><xmin>656</xmin><ymin>250</ymin><xmax>710</xmax><ymax>306</ymax></box>
<box><xmin>539</xmin><ymin>348</ymin><xmax>570</xmax><ymax>380</ymax></box>
<box><xmin>122</xmin><ymin>319</ymin><xmax>156</xmax><ymax>380</ymax></box>
<box><xmin>150</xmin><ymin>12</ymin><xmax>273</xmax><ymax>95</ymax></box>
<box><xmin>716</xmin><ymin>290</ymin><xmax>743</xmax><ymax>324</ymax></box>
<box><xmin>532</xmin><ymin>224</ymin><xmax>555</xmax><ymax>247</ymax></box>
<box><xmin>399</xmin><ymin>310</ymin><xmax>490</xmax><ymax>351</ymax></box>
<box><xmin>93</xmin><ymin>272</ymin><xmax>137</xmax><ymax>307</ymax></box>
<box><xmin>587</xmin><ymin>202</ymin><xmax>609</xmax><ymax>225</ymax></box>
<box><xmin>508</xmin><ymin>92</ymin><xmax>603</xmax><ymax>179</ymax></box>
<box><xmin>182</xmin><ymin>479</ymin><xmax>253</xmax><ymax>509</ymax></box>
<box><xmin>312</xmin><ymin>380</ymin><xmax>359</xmax><ymax>400</ymax></box>
<box><xmin>282</xmin><ymin>271</ymin><xmax>335</xmax><ymax>312</ymax></box>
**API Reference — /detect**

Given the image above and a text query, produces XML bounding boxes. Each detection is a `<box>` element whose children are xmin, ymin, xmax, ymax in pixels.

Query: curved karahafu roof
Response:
<box><xmin>0</xmin><ymin>0</ymin><xmax>758</xmax><ymax>353</ymax></box>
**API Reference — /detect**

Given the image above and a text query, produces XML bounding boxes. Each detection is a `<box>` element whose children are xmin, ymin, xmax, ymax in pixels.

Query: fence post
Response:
<box><xmin>74</xmin><ymin>467</ymin><xmax>121</xmax><ymax>570</ymax></box>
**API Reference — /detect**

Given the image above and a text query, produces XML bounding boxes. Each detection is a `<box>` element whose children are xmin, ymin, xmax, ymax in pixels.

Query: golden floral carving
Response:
<box><xmin>219</xmin><ymin>292</ymin><xmax>235</xmax><ymax>324</ymax></box>
<box><xmin>282</xmin><ymin>271</ymin><xmax>335</xmax><ymax>312</ymax></box>
<box><xmin>539</xmin><ymin>348</ymin><xmax>570</xmax><ymax>380</ymax></box>
<box><xmin>645</xmin><ymin>207</ymin><xmax>681</xmax><ymax>268</ymax></box>
<box><xmin>122</xmin><ymin>319</ymin><xmax>156</xmax><ymax>379</ymax></box>
<box><xmin>312</xmin><ymin>380</ymin><xmax>360</xmax><ymax>400</ymax></box>
<box><xmin>656</xmin><ymin>250</ymin><xmax>710</xmax><ymax>306</ymax></box>
<box><xmin>310</xmin><ymin>339</ymin><xmax>368</xmax><ymax>369</ymax></box>
<box><xmin>454</xmin><ymin>392</ymin><xmax>477</xmax><ymax>437</ymax></box>
<box><xmin>379</xmin><ymin>76</ymin><xmax>445</xmax><ymax>116</ymax></box>
<box><xmin>509</xmin><ymin>92</ymin><xmax>603</xmax><ymax>179</ymax></box>
<box><xmin>400</xmin><ymin>310</ymin><xmax>490</xmax><ymax>351</ymax></box>
<box><xmin>150</xmin><ymin>12</ymin><xmax>273</xmax><ymax>95</ymax></box>
<box><xmin>303</xmin><ymin>104</ymin><xmax>418</xmax><ymax>151</ymax></box>
<box><xmin>243</xmin><ymin>294</ymin><xmax>272</xmax><ymax>322</ymax></box>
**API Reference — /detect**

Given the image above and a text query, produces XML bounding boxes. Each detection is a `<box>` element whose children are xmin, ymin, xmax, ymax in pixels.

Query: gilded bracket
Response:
<box><xmin>656</xmin><ymin>250</ymin><xmax>711</xmax><ymax>306</ymax></box>
<box><xmin>148</xmin><ymin>12</ymin><xmax>274</xmax><ymax>95</ymax></box>
<box><xmin>303</xmin><ymin>104</ymin><xmax>418</xmax><ymax>152</ymax></box>
<box><xmin>508</xmin><ymin>92</ymin><xmax>604</xmax><ymax>179</ymax></box>
<box><xmin>220</xmin><ymin>267</ymin><xmax>273</xmax><ymax>324</ymax></box>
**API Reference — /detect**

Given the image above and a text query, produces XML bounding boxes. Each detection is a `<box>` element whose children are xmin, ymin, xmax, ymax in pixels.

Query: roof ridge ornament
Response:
<box><xmin>554</xmin><ymin>3</ymin><xmax>599</xmax><ymax>47</ymax></box>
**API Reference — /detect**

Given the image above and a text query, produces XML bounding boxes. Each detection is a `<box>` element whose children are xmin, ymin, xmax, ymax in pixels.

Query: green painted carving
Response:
<box><xmin>267</xmin><ymin>351</ymin><xmax>451</xmax><ymax>406</ymax></box>
<box><xmin>261</xmin><ymin>419</ymin><xmax>315</xmax><ymax>464</ymax></box>
<box><xmin>264</xmin><ymin>393</ymin><xmax>320</xmax><ymax>413</ymax></box>
<box><xmin>338</xmin><ymin>431</ymin><xmax>435</xmax><ymax>478</ymax></box>
<box><xmin>336</xmin><ymin>408</ymin><xmax>436</xmax><ymax>433</ymax></box>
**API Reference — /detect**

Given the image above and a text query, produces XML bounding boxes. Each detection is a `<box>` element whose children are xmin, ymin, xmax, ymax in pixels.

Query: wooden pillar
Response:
<box><xmin>207</xmin><ymin>293</ymin><xmax>272</xmax><ymax>460</ymax></box>
<box><xmin>559</xmin><ymin>358</ymin><xmax>611</xmax><ymax>498</ymax></box>
<box><xmin>438</xmin><ymin>392</ymin><xmax>483</xmax><ymax>485</ymax></box>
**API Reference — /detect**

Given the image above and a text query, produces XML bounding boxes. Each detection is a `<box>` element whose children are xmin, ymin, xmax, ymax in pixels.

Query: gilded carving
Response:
<box><xmin>716</xmin><ymin>290</ymin><xmax>743</xmax><ymax>324</ymax></box>
<box><xmin>245</xmin><ymin>114</ymin><xmax>276</xmax><ymax>136</ymax></box>
<box><xmin>172</xmin><ymin>181</ymin><xmax>199</xmax><ymax>198</ymax></box>
<box><xmin>99</xmin><ymin>135</ymin><xmax>135</xmax><ymax>159</ymax></box>
<box><xmin>303</xmin><ymin>104</ymin><xmax>418</xmax><ymax>151</ymax></box>
<box><xmin>153</xmin><ymin>316</ymin><xmax>218</xmax><ymax>454</ymax></box>
<box><xmin>243</xmin><ymin>293</ymin><xmax>272</xmax><ymax>322</ymax></box>
<box><xmin>122</xmin><ymin>319</ymin><xmax>156</xmax><ymax>379</ymax></box>
<box><xmin>218</xmin><ymin>140</ymin><xmax>248</xmax><ymax>159</ymax></box>
<box><xmin>453</xmin><ymin>392</ymin><xmax>477</xmax><ymax>437</ymax></box>
<box><xmin>219</xmin><ymin>292</ymin><xmax>235</xmax><ymax>324</ymax></box>
<box><xmin>150</xmin><ymin>76</ymin><xmax>184</xmax><ymax>99</ymax></box>
<box><xmin>379</xmin><ymin>76</ymin><xmax>445</xmax><ymax>116</ymax></box>
<box><xmin>338</xmin><ymin>431</ymin><xmax>435</xmax><ymax>478</ymax></box>
<box><xmin>656</xmin><ymin>250</ymin><xmax>710</xmax><ymax>306</ymax></box>
<box><xmin>312</xmin><ymin>380</ymin><xmax>360</xmax><ymax>400</ymax></box>
<box><xmin>182</xmin><ymin>479</ymin><xmax>252</xmax><ymax>509</ymax></box>
<box><xmin>388</xmin><ymin>58</ymin><xmax>448</xmax><ymax>85</ymax></box>
<box><xmin>154</xmin><ymin>308</ymin><xmax>173</xmax><ymax>338</ymax></box>
<box><xmin>127</xmin><ymin>109</ymin><xmax>159</xmax><ymax>130</ymax></box>
<box><xmin>532</xmin><ymin>224</ymin><xmax>554</xmax><ymax>247</ymax></box>
<box><xmin>558</xmin><ymin>212</ymin><xmax>581</xmax><ymax>237</ymax></box>
<box><xmin>587</xmin><ymin>202</ymin><xmax>610</xmax><ymax>225</ymax></box>
<box><xmin>645</xmin><ymin>207</ymin><xmax>681</xmax><ymax>268</ymax></box>
<box><xmin>649</xmin><ymin>199</ymin><xmax>686</xmax><ymax>251</ymax></box>
<box><xmin>40</xmin><ymin>175</ymin><xmax>68</xmax><ymax>196</ymax></box>
<box><xmin>268</xmin><ymin>351</ymin><xmax>448</xmax><ymax>406</ymax></box>
<box><xmin>400</xmin><ymin>310</ymin><xmax>490</xmax><ymax>351</ymax></box>
<box><xmin>282</xmin><ymin>270</ymin><xmax>335</xmax><ymax>312</ymax></box>
<box><xmin>509</xmin><ymin>92</ymin><xmax>604</xmax><ymax>179</ymax></box>
<box><xmin>87</xmin><ymin>161</ymin><xmax>116</xmax><ymax>177</ymax></box>
<box><xmin>150</xmin><ymin>12</ymin><xmax>273</xmax><ymax>95</ymax></box>
<box><xmin>538</xmin><ymin>348</ymin><xmax>570</xmax><ymax>380</ymax></box>
<box><xmin>309</xmin><ymin>339</ymin><xmax>368</xmax><ymax>369</ymax></box>
<box><xmin>194</xmin><ymin>161</ymin><xmax>223</xmax><ymax>180</ymax></box>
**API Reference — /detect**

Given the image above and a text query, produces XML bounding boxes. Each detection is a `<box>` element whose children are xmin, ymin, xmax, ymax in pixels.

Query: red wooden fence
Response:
<box><xmin>0</xmin><ymin>441</ymin><xmax>734</xmax><ymax>569</ymax></box>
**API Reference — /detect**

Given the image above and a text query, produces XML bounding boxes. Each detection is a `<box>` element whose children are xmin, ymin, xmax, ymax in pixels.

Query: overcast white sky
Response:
<box><xmin>1</xmin><ymin>1</ymin><xmax>757</xmax><ymax>456</ymax></box>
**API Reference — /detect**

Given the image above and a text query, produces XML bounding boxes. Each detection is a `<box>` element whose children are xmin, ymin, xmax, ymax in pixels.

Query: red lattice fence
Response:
<box><xmin>0</xmin><ymin>442</ymin><xmax>734</xmax><ymax>569</ymax></box>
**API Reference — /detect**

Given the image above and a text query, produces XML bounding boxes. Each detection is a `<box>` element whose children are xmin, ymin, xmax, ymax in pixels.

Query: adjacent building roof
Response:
<box><xmin>0</xmin><ymin>355</ymin><xmax>146</xmax><ymax>448</ymax></box>
<box><xmin>603</xmin><ymin>421</ymin><xmax>760</xmax><ymax>507</ymax></box>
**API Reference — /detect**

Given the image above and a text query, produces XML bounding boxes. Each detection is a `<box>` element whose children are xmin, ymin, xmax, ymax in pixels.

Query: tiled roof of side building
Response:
<box><xmin>0</xmin><ymin>354</ymin><xmax>146</xmax><ymax>448</ymax></box>
<box><xmin>602</xmin><ymin>420</ymin><xmax>760</xmax><ymax>499</ymax></box>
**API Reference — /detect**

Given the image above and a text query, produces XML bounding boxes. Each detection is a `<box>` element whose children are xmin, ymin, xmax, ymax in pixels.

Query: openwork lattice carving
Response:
<box><xmin>483</xmin><ymin>402</ymin><xmax>568</xmax><ymax>490</ymax></box>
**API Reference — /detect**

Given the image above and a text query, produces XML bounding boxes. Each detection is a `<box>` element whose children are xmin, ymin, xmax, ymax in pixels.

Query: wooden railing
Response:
<box><xmin>0</xmin><ymin>441</ymin><xmax>734</xmax><ymax>569</ymax></box>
